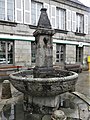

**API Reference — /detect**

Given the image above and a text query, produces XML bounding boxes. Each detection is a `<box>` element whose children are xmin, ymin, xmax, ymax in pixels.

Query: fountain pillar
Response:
<box><xmin>24</xmin><ymin>8</ymin><xmax>60</xmax><ymax>114</ymax></box>
<box><xmin>33</xmin><ymin>8</ymin><xmax>55</xmax><ymax>68</ymax></box>
<box><xmin>33</xmin><ymin>8</ymin><xmax>55</xmax><ymax>77</ymax></box>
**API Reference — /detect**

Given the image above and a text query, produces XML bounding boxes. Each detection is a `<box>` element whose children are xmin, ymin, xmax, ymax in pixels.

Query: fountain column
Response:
<box><xmin>33</xmin><ymin>8</ymin><xmax>55</xmax><ymax>77</ymax></box>
<box><xmin>33</xmin><ymin>8</ymin><xmax>55</xmax><ymax>68</ymax></box>
<box><xmin>24</xmin><ymin>8</ymin><xmax>60</xmax><ymax>114</ymax></box>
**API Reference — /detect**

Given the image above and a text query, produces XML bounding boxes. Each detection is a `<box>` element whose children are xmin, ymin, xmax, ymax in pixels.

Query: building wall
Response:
<box><xmin>66</xmin><ymin>45</ymin><xmax>76</xmax><ymax>64</ymax></box>
<box><xmin>15</xmin><ymin>41</ymin><xmax>31</xmax><ymax>66</ymax></box>
<box><xmin>53</xmin><ymin>43</ymin><xmax>56</xmax><ymax>65</ymax></box>
<box><xmin>0</xmin><ymin>23</ymin><xmax>34</xmax><ymax>37</ymax></box>
<box><xmin>0</xmin><ymin>0</ymin><xmax>90</xmax><ymax>67</ymax></box>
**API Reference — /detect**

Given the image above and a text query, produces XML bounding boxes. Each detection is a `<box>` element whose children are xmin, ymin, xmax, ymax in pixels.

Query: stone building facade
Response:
<box><xmin>0</xmin><ymin>0</ymin><xmax>90</xmax><ymax>68</ymax></box>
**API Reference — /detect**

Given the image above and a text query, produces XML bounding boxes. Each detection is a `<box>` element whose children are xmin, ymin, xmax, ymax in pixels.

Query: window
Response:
<box><xmin>51</xmin><ymin>5</ymin><xmax>56</xmax><ymax>28</ymax></box>
<box><xmin>56</xmin><ymin>44</ymin><xmax>65</xmax><ymax>63</ymax></box>
<box><xmin>56</xmin><ymin>8</ymin><xmax>65</xmax><ymax>30</ymax></box>
<box><xmin>15</xmin><ymin>0</ymin><xmax>23</xmax><ymax>23</ymax></box>
<box><xmin>44</xmin><ymin>3</ymin><xmax>49</xmax><ymax>17</ymax></box>
<box><xmin>66</xmin><ymin>9</ymin><xmax>71</xmax><ymax>31</ymax></box>
<box><xmin>0</xmin><ymin>0</ymin><xmax>14</xmax><ymax>21</ymax></box>
<box><xmin>84</xmin><ymin>15</ymin><xmax>88</xmax><ymax>34</ymax></box>
<box><xmin>72</xmin><ymin>12</ymin><xmax>88</xmax><ymax>34</ymax></box>
<box><xmin>15</xmin><ymin>0</ymin><xmax>31</xmax><ymax>24</ymax></box>
<box><xmin>72</xmin><ymin>11</ymin><xmax>76</xmax><ymax>32</ymax></box>
<box><xmin>24</xmin><ymin>0</ymin><xmax>31</xmax><ymax>24</ymax></box>
<box><xmin>76</xmin><ymin>13</ymin><xmax>84</xmax><ymax>33</ymax></box>
<box><xmin>31</xmin><ymin>1</ymin><xmax>42</xmax><ymax>26</ymax></box>
<box><xmin>0</xmin><ymin>41</ymin><xmax>14</xmax><ymax>64</ymax></box>
<box><xmin>76</xmin><ymin>46</ymin><xmax>83</xmax><ymax>63</ymax></box>
<box><xmin>31</xmin><ymin>42</ymin><xmax>36</xmax><ymax>63</ymax></box>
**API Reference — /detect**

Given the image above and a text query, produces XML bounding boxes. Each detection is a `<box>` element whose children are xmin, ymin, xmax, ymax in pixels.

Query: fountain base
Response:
<box><xmin>23</xmin><ymin>94</ymin><xmax>60</xmax><ymax>114</ymax></box>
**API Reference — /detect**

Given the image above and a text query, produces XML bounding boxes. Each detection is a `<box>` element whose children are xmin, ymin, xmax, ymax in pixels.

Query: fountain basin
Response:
<box><xmin>9</xmin><ymin>69</ymin><xmax>78</xmax><ymax>97</ymax></box>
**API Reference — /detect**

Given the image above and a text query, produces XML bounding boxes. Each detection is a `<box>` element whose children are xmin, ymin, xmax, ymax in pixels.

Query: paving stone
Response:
<box><xmin>72</xmin><ymin>92</ymin><xmax>90</xmax><ymax>106</ymax></box>
<box><xmin>42</xmin><ymin>115</ymin><xmax>51</xmax><ymax>120</ymax></box>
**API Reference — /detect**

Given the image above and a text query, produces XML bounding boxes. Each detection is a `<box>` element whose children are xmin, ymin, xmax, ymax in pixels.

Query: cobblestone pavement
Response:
<box><xmin>76</xmin><ymin>71</ymin><xmax>90</xmax><ymax>97</ymax></box>
<box><xmin>0</xmin><ymin>71</ymin><xmax>90</xmax><ymax>120</ymax></box>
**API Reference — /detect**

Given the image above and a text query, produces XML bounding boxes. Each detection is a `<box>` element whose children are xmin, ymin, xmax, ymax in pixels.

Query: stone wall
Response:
<box><xmin>53</xmin><ymin>43</ymin><xmax>56</xmax><ymax>65</ymax></box>
<box><xmin>66</xmin><ymin>45</ymin><xmax>76</xmax><ymax>64</ymax></box>
<box><xmin>15</xmin><ymin>41</ymin><xmax>31</xmax><ymax>66</ymax></box>
<box><xmin>0</xmin><ymin>0</ymin><xmax>90</xmax><ymax>67</ymax></box>
<box><xmin>0</xmin><ymin>23</ymin><xmax>34</xmax><ymax>36</ymax></box>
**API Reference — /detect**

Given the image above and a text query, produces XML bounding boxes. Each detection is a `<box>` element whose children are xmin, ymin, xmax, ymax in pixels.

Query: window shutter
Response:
<box><xmin>36</xmin><ymin>3</ymin><xmax>42</xmax><ymax>25</ymax></box>
<box><xmin>51</xmin><ymin>5</ymin><xmax>56</xmax><ymax>28</ymax></box>
<box><xmin>66</xmin><ymin>9</ymin><xmax>71</xmax><ymax>31</ymax></box>
<box><xmin>24</xmin><ymin>0</ymin><xmax>31</xmax><ymax>24</ymax></box>
<box><xmin>44</xmin><ymin>3</ymin><xmax>49</xmax><ymax>17</ymax></box>
<box><xmin>7</xmin><ymin>0</ymin><xmax>14</xmax><ymax>21</ymax></box>
<box><xmin>84</xmin><ymin>15</ymin><xmax>88</xmax><ymax>34</ymax></box>
<box><xmin>15</xmin><ymin>0</ymin><xmax>23</xmax><ymax>23</ymax></box>
<box><xmin>72</xmin><ymin>11</ymin><xmax>76</xmax><ymax>32</ymax></box>
<box><xmin>59</xmin><ymin>10</ymin><xmax>61</xmax><ymax>29</ymax></box>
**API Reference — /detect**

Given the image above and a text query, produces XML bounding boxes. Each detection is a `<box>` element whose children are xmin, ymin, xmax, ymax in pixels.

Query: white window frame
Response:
<box><xmin>31</xmin><ymin>1</ymin><xmax>42</xmax><ymax>26</ymax></box>
<box><xmin>15</xmin><ymin>0</ymin><xmax>23</xmax><ymax>23</ymax></box>
<box><xmin>51</xmin><ymin>5</ymin><xmax>56</xmax><ymax>28</ymax></box>
<box><xmin>0</xmin><ymin>0</ymin><xmax>14</xmax><ymax>21</ymax></box>
<box><xmin>72</xmin><ymin>11</ymin><xmax>76</xmax><ymax>32</ymax></box>
<box><xmin>56</xmin><ymin>8</ymin><xmax>65</xmax><ymax>30</ymax></box>
<box><xmin>36</xmin><ymin>3</ymin><xmax>38</xmax><ymax>25</ymax></box>
<box><xmin>0</xmin><ymin>41</ymin><xmax>14</xmax><ymax>65</ymax></box>
<box><xmin>5</xmin><ymin>0</ymin><xmax>7</xmax><ymax>20</ymax></box>
<box><xmin>24</xmin><ymin>0</ymin><xmax>31</xmax><ymax>24</ymax></box>
<box><xmin>56</xmin><ymin>44</ymin><xmax>65</xmax><ymax>63</ymax></box>
<box><xmin>76</xmin><ymin>13</ymin><xmax>84</xmax><ymax>33</ymax></box>
<box><xmin>66</xmin><ymin>9</ymin><xmax>71</xmax><ymax>31</ymax></box>
<box><xmin>84</xmin><ymin>15</ymin><xmax>88</xmax><ymax>34</ymax></box>
<box><xmin>56</xmin><ymin>8</ymin><xmax>59</xmax><ymax>29</ymax></box>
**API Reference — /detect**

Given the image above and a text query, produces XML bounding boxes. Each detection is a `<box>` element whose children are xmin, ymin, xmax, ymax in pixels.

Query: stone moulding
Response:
<box><xmin>9</xmin><ymin>69</ymin><xmax>78</xmax><ymax>97</ymax></box>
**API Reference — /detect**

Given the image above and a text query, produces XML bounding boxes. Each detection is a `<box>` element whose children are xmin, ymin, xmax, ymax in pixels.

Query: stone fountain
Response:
<box><xmin>10</xmin><ymin>8</ymin><xmax>78</xmax><ymax>118</ymax></box>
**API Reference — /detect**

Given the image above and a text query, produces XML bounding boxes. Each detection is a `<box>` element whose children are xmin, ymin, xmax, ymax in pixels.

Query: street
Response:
<box><xmin>76</xmin><ymin>71</ymin><xmax>90</xmax><ymax>97</ymax></box>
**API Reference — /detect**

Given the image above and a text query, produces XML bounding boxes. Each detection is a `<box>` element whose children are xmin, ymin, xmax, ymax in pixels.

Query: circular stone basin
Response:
<box><xmin>9</xmin><ymin>69</ymin><xmax>78</xmax><ymax>97</ymax></box>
